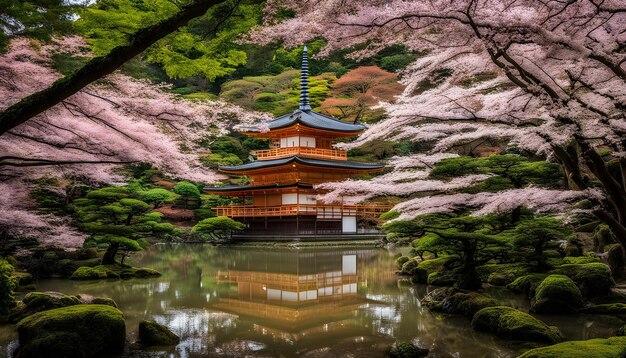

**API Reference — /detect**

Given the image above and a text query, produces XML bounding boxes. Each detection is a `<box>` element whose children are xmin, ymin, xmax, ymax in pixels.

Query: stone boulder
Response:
<box><xmin>138</xmin><ymin>320</ymin><xmax>180</xmax><ymax>346</ymax></box>
<box><xmin>517</xmin><ymin>336</ymin><xmax>626</xmax><ymax>358</ymax></box>
<box><xmin>530</xmin><ymin>275</ymin><xmax>584</xmax><ymax>313</ymax></box>
<box><xmin>388</xmin><ymin>342</ymin><xmax>429</xmax><ymax>358</ymax></box>
<box><xmin>9</xmin><ymin>291</ymin><xmax>80</xmax><ymax>323</ymax></box>
<box><xmin>16</xmin><ymin>304</ymin><xmax>125</xmax><ymax>358</ymax></box>
<box><xmin>549</xmin><ymin>263</ymin><xmax>615</xmax><ymax>298</ymax></box>
<box><xmin>471</xmin><ymin>306</ymin><xmax>564</xmax><ymax>344</ymax></box>
<box><xmin>423</xmin><ymin>287</ymin><xmax>499</xmax><ymax>318</ymax></box>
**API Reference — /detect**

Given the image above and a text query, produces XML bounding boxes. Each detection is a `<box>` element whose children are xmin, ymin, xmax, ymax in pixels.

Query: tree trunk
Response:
<box><xmin>0</xmin><ymin>0</ymin><xmax>229</xmax><ymax>135</ymax></box>
<box><xmin>101</xmin><ymin>243</ymin><xmax>120</xmax><ymax>265</ymax></box>
<box><xmin>456</xmin><ymin>243</ymin><xmax>481</xmax><ymax>290</ymax></box>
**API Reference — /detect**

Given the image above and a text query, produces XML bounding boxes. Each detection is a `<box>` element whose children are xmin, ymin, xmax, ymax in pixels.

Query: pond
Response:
<box><xmin>0</xmin><ymin>244</ymin><xmax>623</xmax><ymax>357</ymax></box>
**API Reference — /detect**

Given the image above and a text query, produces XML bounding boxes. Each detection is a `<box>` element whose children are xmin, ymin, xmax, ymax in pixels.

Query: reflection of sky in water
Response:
<box><xmin>0</xmin><ymin>245</ymin><xmax>623</xmax><ymax>358</ymax></box>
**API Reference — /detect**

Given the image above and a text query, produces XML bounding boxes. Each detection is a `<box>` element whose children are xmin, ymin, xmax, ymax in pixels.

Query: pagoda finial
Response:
<box><xmin>299</xmin><ymin>44</ymin><xmax>311</xmax><ymax>111</ymax></box>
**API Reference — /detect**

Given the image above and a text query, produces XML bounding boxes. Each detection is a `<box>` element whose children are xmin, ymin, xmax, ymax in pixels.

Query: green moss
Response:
<box><xmin>423</xmin><ymin>287</ymin><xmax>498</xmax><ymax>317</ymax></box>
<box><xmin>581</xmin><ymin>303</ymin><xmax>626</xmax><ymax>319</ymax></box>
<box><xmin>70</xmin><ymin>266</ymin><xmax>112</xmax><ymax>280</ymax></box>
<box><xmin>415</xmin><ymin>256</ymin><xmax>453</xmax><ymax>283</ymax></box>
<box><xmin>471</xmin><ymin>306</ymin><xmax>564</xmax><ymax>343</ymax></box>
<box><xmin>517</xmin><ymin>336</ymin><xmax>626</xmax><ymax>358</ymax></box>
<box><xmin>401</xmin><ymin>258</ymin><xmax>419</xmax><ymax>276</ymax></box>
<box><xmin>12</xmin><ymin>271</ymin><xmax>34</xmax><ymax>286</ymax></box>
<box><xmin>507</xmin><ymin>274</ymin><xmax>548</xmax><ymax>297</ymax></box>
<box><xmin>17</xmin><ymin>304</ymin><xmax>125</xmax><ymax>358</ymax></box>
<box><xmin>138</xmin><ymin>320</ymin><xmax>180</xmax><ymax>346</ymax></box>
<box><xmin>70</xmin><ymin>265</ymin><xmax>161</xmax><ymax>280</ymax></box>
<box><xmin>9</xmin><ymin>292</ymin><xmax>81</xmax><ymax>323</ymax></box>
<box><xmin>549</xmin><ymin>263</ymin><xmax>615</xmax><ymax>297</ymax></box>
<box><xmin>395</xmin><ymin>256</ymin><xmax>410</xmax><ymax>270</ymax></box>
<box><xmin>476</xmin><ymin>263</ymin><xmax>532</xmax><ymax>286</ymax></box>
<box><xmin>388</xmin><ymin>341</ymin><xmax>429</xmax><ymax>358</ymax></box>
<box><xmin>427</xmin><ymin>272</ymin><xmax>457</xmax><ymax>286</ymax></box>
<box><xmin>563</xmin><ymin>256</ymin><xmax>600</xmax><ymax>264</ymax></box>
<box><xmin>531</xmin><ymin>275</ymin><xmax>583</xmax><ymax>313</ymax></box>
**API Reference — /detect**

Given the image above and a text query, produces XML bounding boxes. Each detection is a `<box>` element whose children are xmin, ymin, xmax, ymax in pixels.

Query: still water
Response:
<box><xmin>1</xmin><ymin>244</ymin><xmax>623</xmax><ymax>357</ymax></box>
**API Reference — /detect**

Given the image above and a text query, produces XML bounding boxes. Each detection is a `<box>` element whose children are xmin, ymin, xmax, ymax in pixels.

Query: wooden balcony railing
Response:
<box><xmin>213</xmin><ymin>204</ymin><xmax>392</xmax><ymax>218</ymax></box>
<box><xmin>251</xmin><ymin>147</ymin><xmax>347</xmax><ymax>161</ymax></box>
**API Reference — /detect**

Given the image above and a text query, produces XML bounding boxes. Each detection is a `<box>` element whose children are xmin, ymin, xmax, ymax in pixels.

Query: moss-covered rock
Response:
<box><xmin>138</xmin><ymin>320</ymin><xmax>180</xmax><ymax>346</ymax></box>
<box><xmin>12</xmin><ymin>271</ymin><xmax>34</xmax><ymax>286</ymax></box>
<box><xmin>476</xmin><ymin>263</ymin><xmax>532</xmax><ymax>286</ymax></box>
<box><xmin>414</xmin><ymin>256</ymin><xmax>454</xmax><ymax>284</ymax></box>
<box><xmin>75</xmin><ymin>294</ymin><xmax>118</xmax><ymax>308</ymax></box>
<box><xmin>70</xmin><ymin>265</ymin><xmax>161</xmax><ymax>280</ymax></box>
<box><xmin>549</xmin><ymin>263</ymin><xmax>615</xmax><ymax>297</ymax></box>
<box><xmin>400</xmin><ymin>258</ymin><xmax>419</xmax><ymax>276</ymax></box>
<box><xmin>16</xmin><ymin>304</ymin><xmax>125</xmax><ymax>358</ymax></box>
<box><xmin>70</xmin><ymin>266</ymin><xmax>114</xmax><ymax>280</ymax></box>
<box><xmin>9</xmin><ymin>291</ymin><xmax>81</xmax><ymax>323</ymax></box>
<box><xmin>507</xmin><ymin>274</ymin><xmax>548</xmax><ymax>297</ymax></box>
<box><xmin>395</xmin><ymin>256</ymin><xmax>410</xmax><ymax>271</ymax></box>
<box><xmin>471</xmin><ymin>306</ymin><xmax>564</xmax><ymax>343</ymax></box>
<box><xmin>530</xmin><ymin>275</ymin><xmax>584</xmax><ymax>313</ymax></box>
<box><xmin>580</xmin><ymin>303</ymin><xmax>626</xmax><ymax>319</ymax></box>
<box><xmin>423</xmin><ymin>287</ymin><xmax>499</xmax><ymax>318</ymax></box>
<box><xmin>388</xmin><ymin>341</ymin><xmax>429</xmax><ymax>358</ymax></box>
<box><xmin>427</xmin><ymin>271</ymin><xmax>457</xmax><ymax>286</ymax></box>
<box><xmin>517</xmin><ymin>336</ymin><xmax>626</xmax><ymax>358</ymax></box>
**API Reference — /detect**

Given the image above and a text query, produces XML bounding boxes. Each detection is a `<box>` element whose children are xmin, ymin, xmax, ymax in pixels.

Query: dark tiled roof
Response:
<box><xmin>239</xmin><ymin>109</ymin><xmax>366</xmax><ymax>133</ymax></box>
<box><xmin>219</xmin><ymin>156</ymin><xmax>384</xmax><ymax>172</ymax></box>
<box><xmin>204</xmin><ymin>182</ymin><xmax>313</xmax><ymax>192</ymax></box>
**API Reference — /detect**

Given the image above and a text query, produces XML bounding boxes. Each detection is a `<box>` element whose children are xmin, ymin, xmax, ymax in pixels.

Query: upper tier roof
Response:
<box><xmin>218</xmin><ymin>155</ymin><xmax>384</xmax><ymax>173</ymax></box>
<box><xmin>204</xmin><ymin>182</ymin><xmax>313</xmax><ymax>193</ymax></box>
<box><xmin>239</xmin><ymin>109</ymin><xmax>366</xmax><ymax>133</ymax></box>
<box><xmin>237</xmin><ymin>44</ymin><xmax>366</xmax><ymax>135</ymax></box>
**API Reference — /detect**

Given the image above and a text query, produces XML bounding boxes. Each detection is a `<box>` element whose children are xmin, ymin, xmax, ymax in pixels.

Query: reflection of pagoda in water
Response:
<box><xmin>212</xmin><ymin>249</ymin><xmax>380</xmax><ymax>332</ymax></box>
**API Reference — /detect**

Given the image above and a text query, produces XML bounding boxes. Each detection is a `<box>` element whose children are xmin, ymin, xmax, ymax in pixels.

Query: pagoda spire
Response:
<box><xmin>299</xmin><ymin>44</ymin><xmax>311</xmax><ymax>111</ymax></box>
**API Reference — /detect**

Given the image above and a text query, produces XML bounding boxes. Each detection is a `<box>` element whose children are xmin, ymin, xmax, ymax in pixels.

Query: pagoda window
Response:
<box><xmin>282</xmin><ymin>193</ymin><xmax>298</xmax><ymax>205</ymax></box>
<box><xmin>280</xmin><ymin>136</ymin><xmax>315</xmax><ymax>148</ymax></box>
<box><xmin>298</xmin><ymin>193</ymin><xmax>316</xmax><ymax>204</ymax></box>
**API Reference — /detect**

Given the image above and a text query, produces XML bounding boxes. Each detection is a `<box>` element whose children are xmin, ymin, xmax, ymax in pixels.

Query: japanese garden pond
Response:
<box><xmin>0</xmin><ymin>243</ymin><xmax>623</xmax><ymax>358</ymax></box>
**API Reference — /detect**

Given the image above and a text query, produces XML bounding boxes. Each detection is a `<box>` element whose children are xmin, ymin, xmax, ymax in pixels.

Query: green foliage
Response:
<box><xmin>379</xmin><ymin>53</ymin><xmax>418</xmax><ymax>72</ymax></box>
<box><xmin>0</xmin><ymin>0</ymin><xmax>80</xmax><ymax>52</ymax></box>
<box><xmin>77</xmin><ymin>0</ymin><xmax>261</xmax><ymax>81</ymax></box>
<box><xmin>137</xmin><ymin>188</ymin><xmax>178</xmax><ymax>208</ymax></box>
<box><xmin>385</xmin><ymin>215</ymin><xmax>509</xmax><ymax>289</ymax></box>
<box><xmin>471</xmin><ymin>306</ymin><xmax>564</xmax><ymax>343</ymax></box>
<box><xmin>74</xmin><ymin>185</ymin><xmax>175</xmax><ymax>264</ymax></box>
<box><xmin>0</xmin><ymin>258</ymin><xmax>18</xmax><ymax>315</ymax></box>
<box><xmin>192</xmin><ymin>216</ymin><xmax>245</xmax><ymax>240</ymax></box>
<box><xmin>530</xmin><ymin>275</ymin><xmax>583</xmax><ymax>313</ymax></box>
<box><xmin>173</xmin><ymin>181</ymin><xmax>201</xmax><ymax>198</ymax></box>
<box><xmin>430</xmin><ymin>154</ymin><xmax>564</xmax><ymax>190</ymax></box>
<box><xmin>517</xmin><ymin>336</ymin><xmax>626</xmax><ymax>358</ymax></box>
<box><xmin>220</xmin><ymin>69</ymin><xmax>334</xmax><ymax>115</ymax></box>
<box><xmin>16</xmin><ymin>304</ymin><xmax>126</xmax><ymax>358</ymax></box>
<box><xmin>511</xmin><ymin>217</ymin><xmax>572</xmax><ymax>270</ymax></box>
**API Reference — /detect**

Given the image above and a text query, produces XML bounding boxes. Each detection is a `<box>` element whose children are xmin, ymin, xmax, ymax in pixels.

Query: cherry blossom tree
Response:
<box><xmin>0</xmin><ymin>37</ymin><xmax>266</xmax><ymax>249</ymax></box>
<box><xmin>247</xmin><ymin>0</ymin><xmax>626</xmax><ymax>255</ymax></box>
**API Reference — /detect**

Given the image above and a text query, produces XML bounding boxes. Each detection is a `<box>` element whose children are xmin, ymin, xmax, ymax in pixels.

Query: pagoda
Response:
<box><xmin>204</xmin><ymin>45</ymin><xmax>388</xmax><ymax>238</ymax></box>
